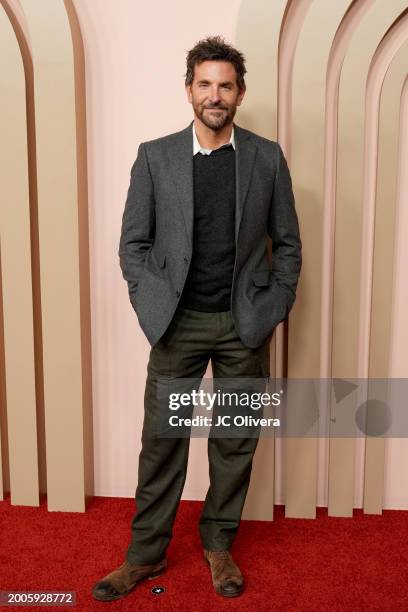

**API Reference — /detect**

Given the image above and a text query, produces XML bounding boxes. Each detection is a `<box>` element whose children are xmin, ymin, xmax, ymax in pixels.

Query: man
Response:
<box><xmin>93</xmin><ymin>35</ymin><xmax>301</xmax><ymax>601</ymax></box>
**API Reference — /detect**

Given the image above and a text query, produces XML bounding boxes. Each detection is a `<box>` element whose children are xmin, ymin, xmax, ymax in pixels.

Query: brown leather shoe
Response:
<box><xmin>92</xmin><ymin>557</ymin><xmax>167</xmax><ymax>601</ymax></box>
<box><xmin>204</xmin><ymin>549</ymin><xmax>244</xmax><ymax>597</ymax></box>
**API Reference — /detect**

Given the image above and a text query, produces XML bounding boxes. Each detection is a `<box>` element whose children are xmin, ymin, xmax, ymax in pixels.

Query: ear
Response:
<box><xmin>236</xmin><ymin>86</ymin><xmax>246</xmax><ymax>107</ymax></box>
<box><xmin>185</xmin><ymin>84</ymin><xmax>193</xmax><ymax>104</ymax></box>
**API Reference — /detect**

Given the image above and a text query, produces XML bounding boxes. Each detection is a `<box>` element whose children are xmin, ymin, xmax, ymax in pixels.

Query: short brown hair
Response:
<box><xmin>185</xmin><ymin>35</ymin><xmax>247</xmax><ymax>90</ymax></box>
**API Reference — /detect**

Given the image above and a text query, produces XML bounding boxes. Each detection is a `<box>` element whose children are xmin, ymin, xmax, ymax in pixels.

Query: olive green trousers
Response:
<box><xmin>126</xmin><ymin>307</ymin><xmax>270</xmax><ymax>565</ymax></box>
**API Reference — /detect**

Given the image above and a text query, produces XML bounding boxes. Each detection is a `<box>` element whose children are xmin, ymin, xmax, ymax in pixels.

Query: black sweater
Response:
<box><xmin>179</xmin><ymin>145</ymin><xmax>236</xmax><ymax>312</ymax></box>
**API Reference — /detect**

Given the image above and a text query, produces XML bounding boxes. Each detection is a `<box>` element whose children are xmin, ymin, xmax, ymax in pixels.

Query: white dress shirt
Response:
<box><xmin>192</xmin><ymin>121</ymin><xmax>235</xmax><ymax>156</ymax></box>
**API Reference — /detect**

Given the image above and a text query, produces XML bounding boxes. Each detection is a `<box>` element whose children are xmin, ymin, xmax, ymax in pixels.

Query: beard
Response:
<box><xmin>193</xmin><ymin>101</ymin><xmax>237</xmax><ymax>131</ymax></box>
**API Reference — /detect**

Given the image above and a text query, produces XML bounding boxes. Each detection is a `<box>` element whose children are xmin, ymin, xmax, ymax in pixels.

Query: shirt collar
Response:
<box><xmin>192</xmin><ymin>121</ymin><xmax>235</xmax><ymax>156</ymax></box>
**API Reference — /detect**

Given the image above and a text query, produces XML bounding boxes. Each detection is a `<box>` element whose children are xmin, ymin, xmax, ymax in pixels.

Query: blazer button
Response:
<box><xmin>176</xmin><ymin>290</ymin><xmax>181</xmax><ymax>298</ymax></box>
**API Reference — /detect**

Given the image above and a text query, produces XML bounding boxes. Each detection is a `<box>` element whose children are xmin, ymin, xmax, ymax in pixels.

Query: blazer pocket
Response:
<box><xmin>252</xmin><ymin>269</ymin><xmax>274</xmax><ymax>287</ymax></box>
<box><xmin>145</xmin><ymin>250</ymin><xmax>166</xmax><ymax>278</ymax></box>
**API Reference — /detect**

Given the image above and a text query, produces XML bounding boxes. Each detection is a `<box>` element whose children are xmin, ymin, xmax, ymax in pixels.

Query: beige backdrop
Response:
<box><xmin>0</xmin><ymin>0</ymin><xmax>407</xmax><ymax>515</ymax></box>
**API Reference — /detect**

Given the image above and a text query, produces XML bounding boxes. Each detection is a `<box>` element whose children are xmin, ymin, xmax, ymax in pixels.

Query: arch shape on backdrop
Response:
<box><xmin>0</xmin><ymin>0</ymin><xmax>93</xmax><ymax>512</ymax></box>
<box><xmin>0</xmin><ymin>1</ymin><xmax>38</xmax><ymax>506</ymax></box>
<box><xmin>239</xmin><ymin>0</ymin><xmax>408</xmax><ymax>520</ymax></box>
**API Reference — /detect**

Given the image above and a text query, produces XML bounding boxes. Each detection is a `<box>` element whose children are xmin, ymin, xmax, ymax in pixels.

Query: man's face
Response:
<box><xmin>186</xmin><ymin>60</ymin><xmax>245</xmax><ymax>131</ymax></box>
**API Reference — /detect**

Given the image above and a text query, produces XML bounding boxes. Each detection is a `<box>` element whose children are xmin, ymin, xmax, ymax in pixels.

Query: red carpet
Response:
<box><xmin>1</xmin><ymin>495</ymin><xmax>407</xmax><ymax>611</ymax></box>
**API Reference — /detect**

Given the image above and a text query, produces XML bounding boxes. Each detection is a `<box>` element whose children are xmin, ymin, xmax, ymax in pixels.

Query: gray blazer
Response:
<box><xmin>118</xmin><ymin>120</ymin><xmax>302</xmax><ymax>349</ymax></box>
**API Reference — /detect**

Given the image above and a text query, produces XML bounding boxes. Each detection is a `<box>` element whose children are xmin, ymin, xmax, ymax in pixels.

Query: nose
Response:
<box><xmin>208</xmin><ymin>86</ymin><xmax>221</xmax><ymax>104</ymax></box>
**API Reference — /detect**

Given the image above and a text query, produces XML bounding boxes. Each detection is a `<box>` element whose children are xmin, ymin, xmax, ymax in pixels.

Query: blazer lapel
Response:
<box><xmin>234</xmin><ymin>124</ymin><xmax>257</xmax><ymax>244</ymax></box>
<box><xmin>168</xmin><ymin>120</ymin><xmax>257</xmax><ymax>249</ymax></box>
<box><xmin>168</xmin><ymin>121</ymin><xmax>194</xmax><ymax>249</ymax></box>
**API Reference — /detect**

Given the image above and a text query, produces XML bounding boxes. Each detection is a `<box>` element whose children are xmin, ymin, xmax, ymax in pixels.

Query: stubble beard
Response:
<box><xmin>194</xmin><ymin>102</ymin><xmax>237</xmax><ymax>131</ymax></box>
